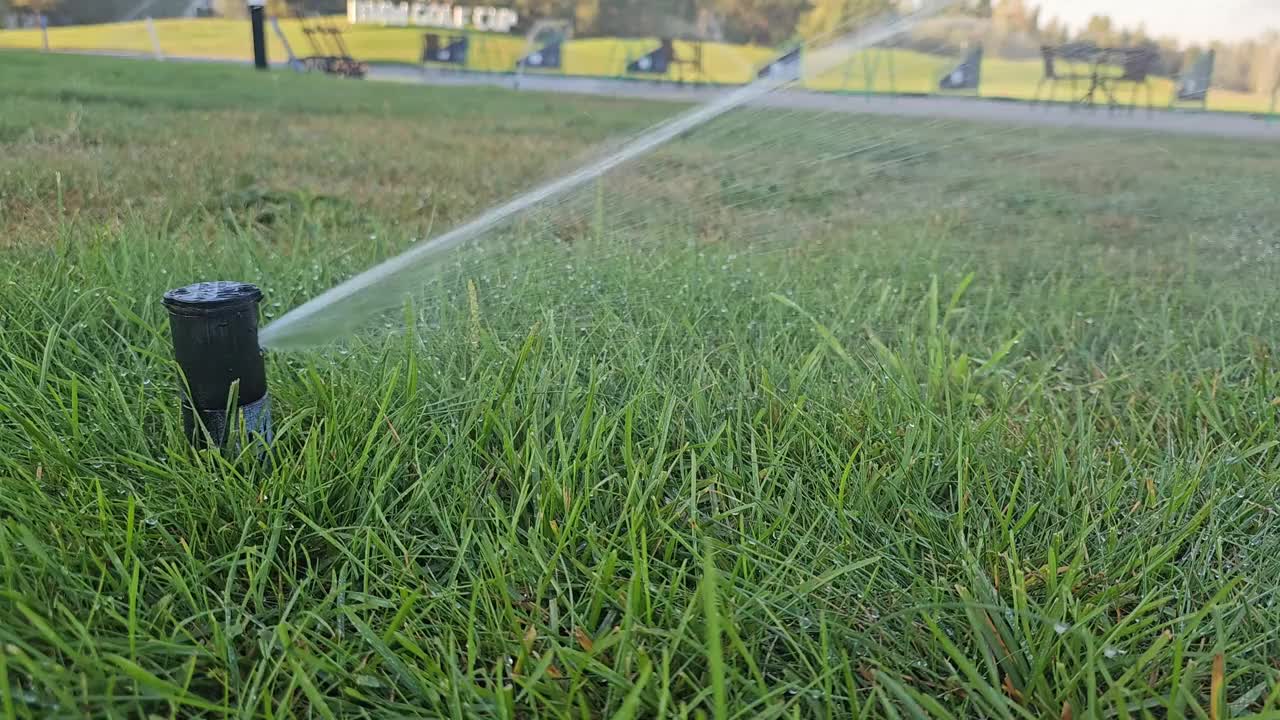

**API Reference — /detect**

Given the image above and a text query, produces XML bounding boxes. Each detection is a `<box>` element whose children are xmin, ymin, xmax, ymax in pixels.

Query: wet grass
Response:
<box><xmin>2</xmin><ymin>51</ymin><xmax>1280</xmax><ymax>718</ymax></box>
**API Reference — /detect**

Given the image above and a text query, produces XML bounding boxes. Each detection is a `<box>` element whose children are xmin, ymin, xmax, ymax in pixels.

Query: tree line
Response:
<box><xmin>6</xmin><ymin>0</ymin><xmax>1278</xmax><ymax>92</ymax></box>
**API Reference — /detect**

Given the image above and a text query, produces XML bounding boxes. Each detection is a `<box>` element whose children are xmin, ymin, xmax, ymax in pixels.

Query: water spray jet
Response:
<box><xmin>258</xmin><ymin>0</ymin><xmax>956</xmax><ymax>350</ymax></box>
<box><xmin>163</xmin><ymin>281</ymin><xmax>273</xmax><ymax>450</ymax></box>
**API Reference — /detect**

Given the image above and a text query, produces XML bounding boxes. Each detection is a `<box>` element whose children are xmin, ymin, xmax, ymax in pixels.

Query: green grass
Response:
<box><xmin>3</xmin><ymin>50</ymin><xmax>1280</xmax><ymax>717</ymax></box>
<box><xmin>0</xmin><ymin>16</ymin><xmax>1275</xmax><ymax>113</ymax></box>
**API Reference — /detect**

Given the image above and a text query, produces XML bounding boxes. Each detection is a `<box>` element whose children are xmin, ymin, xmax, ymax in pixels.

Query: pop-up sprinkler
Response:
<box><xmin>163</xmin><ymin>281</ymin><xmax>272</xmax><ymax>449</ymax></box>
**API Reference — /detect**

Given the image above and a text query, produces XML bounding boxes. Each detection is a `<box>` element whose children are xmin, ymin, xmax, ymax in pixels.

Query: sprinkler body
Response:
<box><xmin>163</xmin><ymin>281</ymin><xmax>272</xmax><ymax>449</ymax></box>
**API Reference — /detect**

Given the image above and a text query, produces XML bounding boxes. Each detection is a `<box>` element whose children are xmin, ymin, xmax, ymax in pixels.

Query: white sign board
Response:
<box><xmin>348</xmin><ymin>1</ymin><xmax>519</xmax><ymax>32</ymax></box>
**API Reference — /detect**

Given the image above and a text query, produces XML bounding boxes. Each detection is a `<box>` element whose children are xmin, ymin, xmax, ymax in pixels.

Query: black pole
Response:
<box><xmin>250</xmin><ymin>1</ymin><xmax>268</xmax><ymax>70</ymax></box>
<box><xmin>163</xmin><ymin>281</ymin><xmax>272</xmax><ymax>449</ymax></box>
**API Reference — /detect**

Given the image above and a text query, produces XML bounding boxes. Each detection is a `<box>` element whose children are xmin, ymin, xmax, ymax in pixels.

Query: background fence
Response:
<box><xmin>2</xmin><ymin>14</ymin><xmax>1278</xmax><ymax>116</ymax></box>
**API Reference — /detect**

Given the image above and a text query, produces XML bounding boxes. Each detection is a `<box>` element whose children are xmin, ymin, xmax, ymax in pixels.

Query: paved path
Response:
<box><xmin>372</xmin><ymin>65</ymin><xmax>1280</xmax><ymax>142</ymax></box>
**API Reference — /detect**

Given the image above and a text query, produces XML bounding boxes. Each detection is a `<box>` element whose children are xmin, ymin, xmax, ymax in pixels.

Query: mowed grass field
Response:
<box><xmin>4</xmin><ymin>50</ymin><xmax>1280</xmax><ymax>717</ymax></box>
<box><xmin>0</xmin><ymin>16</ymin><xmax>1276</xmax><ymax>113</ymax></box>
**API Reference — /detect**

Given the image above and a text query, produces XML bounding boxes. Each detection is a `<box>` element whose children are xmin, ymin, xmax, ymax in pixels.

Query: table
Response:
<box><xmin>1047</xmin><ymin>44</ymin><xmax>1143</xmax><ymax>108</ymax></box>
<box><xmin>1087</xmin><ymin>47</ymin><xmax>1146</xmax><ymax>107</ymax></box>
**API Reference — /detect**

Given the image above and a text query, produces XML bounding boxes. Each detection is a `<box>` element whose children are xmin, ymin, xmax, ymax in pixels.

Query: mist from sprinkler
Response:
<box><xmin>257</xmin><ymin>0</ymin><xmax>956</xmax><ymax>350</ymax></box>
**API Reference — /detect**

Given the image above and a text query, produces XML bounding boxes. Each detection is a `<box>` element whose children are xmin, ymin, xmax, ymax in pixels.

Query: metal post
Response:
<box><xmin>249</xmin><ymin>0</ymin><xmax>268</xmax><ymax>70</ymax></box>
<box><xmin>269</xmin><ymin>15</ymin><xmax>301</xmax><ymax>71</ymax></box>
<box><xmin>887</xmin><ymin>49</ymin><xmax>897</xmax><ymax>97</ymax></box>
<box><xmin>863</xmin><ymin>51</ymin><xmax>876</xmax><ymax>102</ymax></box>
<box><xmin>146</xmin><ymin>17</ymin><xmax>163</xmax><ymax>61</ymax></box>
<box><xmin>163</xmin><ymin>282</ymin><xmax>272</xmax><ymax>449</ymax></box>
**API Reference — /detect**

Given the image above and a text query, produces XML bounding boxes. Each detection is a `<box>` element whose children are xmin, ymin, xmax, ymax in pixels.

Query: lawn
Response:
<box><xmin>2</xmin><ymin>50</ymin><xmax>1280</xmax><ymax>717</ymax></box>
<box><xmin>0</xmin><ymin>16</ymin><xmax>1275</xmax><ymax>113</ymax></box>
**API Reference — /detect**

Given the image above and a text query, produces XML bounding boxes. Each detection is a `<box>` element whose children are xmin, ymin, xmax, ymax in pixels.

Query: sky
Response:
<box><xmin>1034</xmin><ymin>0</ymin><xmax>1280</xmax><ymax>43</ymax></box>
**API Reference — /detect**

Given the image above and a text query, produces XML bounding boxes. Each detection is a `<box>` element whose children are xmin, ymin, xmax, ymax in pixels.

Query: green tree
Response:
<box><xmin>11</xmin><ymin>0</ymin><xmax>59</xmax><ymax>12</ymax></box>
<box><xmin>1041</xmin><ymin>16</ymin><xmax>1068</xmax><ymax>45</ymax></box>
<box><xmin>992</xmin><ymin>0</ymin><xmax>1037</xmax><ymax>35</ymax></box>
<box><xmin>1083</xmin><ymin>14</ymin><xmax>1112</xmax><ymax>44</ymax></box>
<box><xmin>1151</xmin><ymin>35</ymin><xmax>1183</xmax><ymax>75</ymax></box>
<box><xmin>213</xmin><ymin>0</ymin><xmax>294</xmax><ymax>19</ymax></box>
<box><xmin>711</xmin><ymin>0</ymin><xmax>810</xmax><ymax>44</ymax></box>
<box><xmin>586</xmin><ymin>0</ymin><xmax>697</xmax><ymax>37</ymax></box>
<box><xmin>213</xmin><ymin>0</ymin><xmax>246</xmax><ymax>18</ymax></box>
<box><xmin>798</xmin><ymin>0</ymin><xmax>890</xmax><ymax>40</ymax></box>
<box><xmin>1210</xmin><ymin>40</ymin><xmax>1253</xmax><ymax>92</ymax></box>
<box><xmin>574</xmin><ymin>0</ymin><xmax>599</xmax><ymax>32</ymax></box>
<box><xmin>1250</xmin><ymin>32</ymin><xmax>1280</xmax><ymax>94</ymax></box>
<box><xmin>511</xmin><ymin>0</ymin><xmax>578</xmax><ymax>23</ymax></box>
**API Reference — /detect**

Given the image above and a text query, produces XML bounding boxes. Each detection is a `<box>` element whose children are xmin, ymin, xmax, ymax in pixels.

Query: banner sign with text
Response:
<box><xmin>348</xmin><ymin>1</ymin><xmax>519</xmax><ymax>32</ymax></box>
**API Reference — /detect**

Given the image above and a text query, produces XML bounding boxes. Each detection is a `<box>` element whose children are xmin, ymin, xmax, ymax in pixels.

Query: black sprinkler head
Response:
<box><xmin>163</xmin><ymin>281</ymin><xmax>272</xmax><ymax>449</ymax></box>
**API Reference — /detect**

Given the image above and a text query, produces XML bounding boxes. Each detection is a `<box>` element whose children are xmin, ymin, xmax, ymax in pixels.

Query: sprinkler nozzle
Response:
<box><xmin>163</xmin><ymin>281</ymin><xmax>272</xmax><ymax>449</ymax></box>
